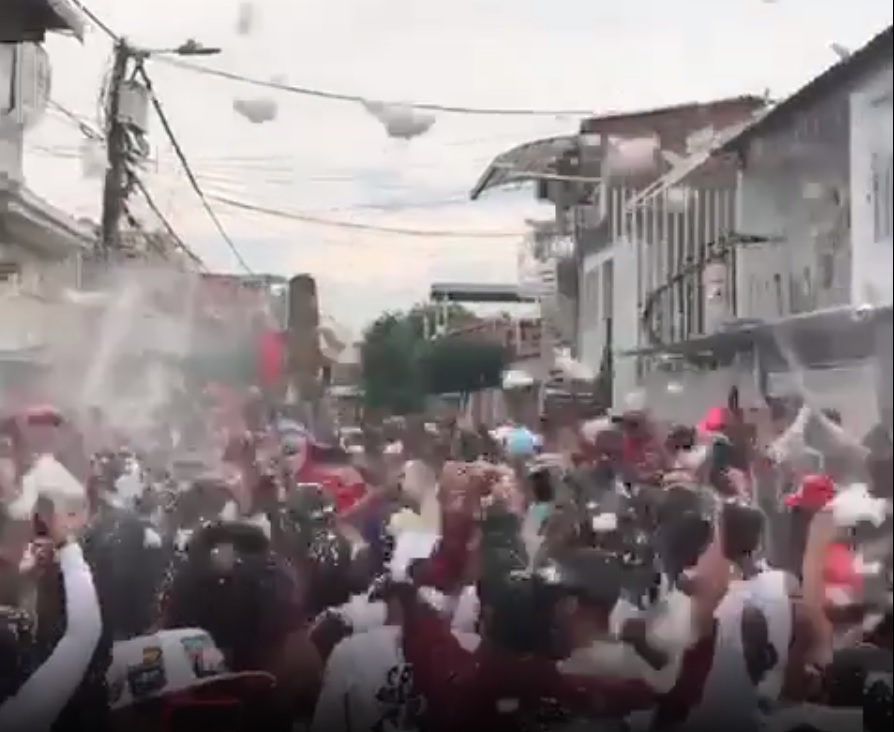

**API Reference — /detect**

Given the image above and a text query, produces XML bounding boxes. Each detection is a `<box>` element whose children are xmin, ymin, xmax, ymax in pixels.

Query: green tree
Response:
<box><xmin>360</xmin><ymin>303</ymin><xmax>503</xmax><ymax>415</ymax></box>
<box><xmin>416</xmin><ymin>337</ymin><xmax>507</xmax><ymax>396</ymax></box>
<box><xmin>360</xmin><ymin>312</ymin><xmax>426</xmax><ymax>415</ymax></box>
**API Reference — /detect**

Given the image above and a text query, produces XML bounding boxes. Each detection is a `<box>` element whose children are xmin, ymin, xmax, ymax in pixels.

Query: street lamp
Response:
<box><xmin>131</xmin><ymin>39</ymin><xmax>222</xmax><ymax>59</ymax></box>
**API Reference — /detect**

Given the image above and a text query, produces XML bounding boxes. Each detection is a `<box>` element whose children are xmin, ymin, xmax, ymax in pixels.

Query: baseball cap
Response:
<box><xmin>106</xmin><ymin>629</ymin><xmax>274</xmax><ymax>711</ymax></box>
<box><xmin>784</xmin><ymin>474</ymin><xmax>835</xmax><ymax>510</ymax></box>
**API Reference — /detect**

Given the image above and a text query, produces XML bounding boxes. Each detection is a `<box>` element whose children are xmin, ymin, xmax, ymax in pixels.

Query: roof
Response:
<box><xmin>429</xmin><ymin>282</ymin><xmax>537</xmax><ymax>303</ymax></box>
<box><xmin>720</xmin><ymin>25</ymin><xmax>893</xmax><ymax>153</ymax></box>
<box><xmin>578</xmin><ymin>95</ymin><xmax>767</xmax><ymax>135</ymax></box>
<box><xmin>469</xmin><ymin>135</ymin><xmax>578</xmax><ymax>201</ymax></box>
<box><xmin>1</xmin><ymin>0</ymin><xmax>85</xmax><ymax>41</ymax></box>
<box><xmin>469</xmin><ymin>95</ymin><xmax>766</xmax><ymax>201</ymax></box>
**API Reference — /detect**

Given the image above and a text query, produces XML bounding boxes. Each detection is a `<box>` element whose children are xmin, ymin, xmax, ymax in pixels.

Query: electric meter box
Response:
<box><xmin>117</xmin><ymin>81</ymin><xmax>149</xmax><ymax>132</ymax></box>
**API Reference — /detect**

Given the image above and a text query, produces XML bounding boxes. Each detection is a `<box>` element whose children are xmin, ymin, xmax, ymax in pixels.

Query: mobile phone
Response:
<box><xmin>33</xmin><ymin>513</ymin><xmax>50</xmax><ymax>538</ymax></box>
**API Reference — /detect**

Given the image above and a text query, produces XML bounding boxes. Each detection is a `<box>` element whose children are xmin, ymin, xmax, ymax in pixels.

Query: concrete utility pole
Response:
<box><xmin>286</xmin><ymin>274</ymin><xmax>324</xmax><ymax>429</ymax></box>
<box><xmin>99</xmin><ymin>38</ymin><xmax>220</xmax><ymax>260</ymax></box>
<box><xmin>98</xmin><ymin>40</ymin><xmax>130</xmax><ymax>259</ymax></box>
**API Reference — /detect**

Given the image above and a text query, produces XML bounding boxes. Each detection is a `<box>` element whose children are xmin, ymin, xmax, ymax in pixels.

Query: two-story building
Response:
<box><xmin>622</xmin><ymin>26</ymin><xmax>892</xmax><ymax>432</ymax></box>
<box><xmin>1</xmin><ymin>5</ymin><xmax>91</xmax><ymax>389</ymax></box>
<box><xmin>470</xmin><ymin>96</ymin><xmax>766</xmax><ymax>414</ymax></box>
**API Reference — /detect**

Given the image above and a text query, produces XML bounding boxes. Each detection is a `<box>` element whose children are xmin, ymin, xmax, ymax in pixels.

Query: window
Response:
<box><xmin>602</xmin><ymin>259</ymin><xmax>614</xmax><ymax>319</ymax></box>
<box><xmin>584</xmin><ymin>267</ymin><xmax>600</xmax><ymax>325</ymax></box>
<box><xmin>872</xmin><ymin>151</ymin><xmax>893</xmax><ymax>242</ymax></box>
<box><xmin>0</xmin><ymin>44</ymin><xmax>13</xmax><ymax>115</ymax></box>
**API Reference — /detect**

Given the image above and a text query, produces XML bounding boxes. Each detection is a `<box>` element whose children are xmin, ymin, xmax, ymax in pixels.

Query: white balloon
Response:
<box><xmin>233</xmin><ymin>97</ymin><xmax>277</xmax><ymax>124</ymax></box>
<box><xmin>362</xmin><ymin>100</ymin><xmax>436</xmax><ymax>140</ymax></box>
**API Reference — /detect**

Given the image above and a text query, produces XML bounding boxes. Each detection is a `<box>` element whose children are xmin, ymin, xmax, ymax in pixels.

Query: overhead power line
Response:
<box><xmin>136</xmin><ymin>64</ymin><xmax>254</xmax><ymax>273</ymax></box>
<box><xmin>156</xmin><ymin>57</ymin><xmax>596</xmax><ymax>118</ymax></box>
<box><xmin>130</xmin><ymin>176</ymin><xmax>206</xmax><ymax>268</ymax></box>
<box><xmin>74</xmin><ymin>0</ymin><xmax>595</xmax><ymax>117</ymax></box>
<box><xmin>69</xmin><ymin>0</ymin><xmax>118</xmax><ymax>40</ymax></box>
<box><xmin>45</xmin><ymin>98</ymin><xmax>203</xmax><ymax>268</ymax></box>
<box><xmin>206</xmin><ymin>194</ymin><xmax>526</xmax><ymax>238</ymax></box>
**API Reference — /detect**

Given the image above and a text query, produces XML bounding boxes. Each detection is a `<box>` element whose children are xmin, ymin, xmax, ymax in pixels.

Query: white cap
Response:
<box><xmin>830</xmin><ymin>482</ymin><xmax>890</xmax><ymax>529</ymax></box>
<box><xmin>106</xmin><ymin>628</ymin><xmax>274</xmax><ymax>711</ymax></box>
<box><xmin>387</xmin><ymin>530</ymin><xmax>440</xmax><ymax>582</ymax></box>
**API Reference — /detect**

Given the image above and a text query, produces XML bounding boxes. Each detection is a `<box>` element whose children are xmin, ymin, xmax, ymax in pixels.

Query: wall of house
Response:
<box><xmin>0</xmin><ymin>44</ymin><xmax>24</xmax><ymax>180</ymax></box>
<box><xmin>734</xmin><ymin>107</ymin><xmax>852</xmax><ymax>322</ymax></box>
<box><xmin>578</xmin><ymin>231</ymin><xmax>640</xmax><ymax>408</ymax></box>
<box><xmin>850</xmin><ymin>60</ymin><xmax>893</xmax><ymax>307</ymax></box>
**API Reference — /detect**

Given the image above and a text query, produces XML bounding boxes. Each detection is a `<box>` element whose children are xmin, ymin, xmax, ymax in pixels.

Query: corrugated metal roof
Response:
<box><xmin>720</xmin><ymin>25</ymin><xmax>893</xmax><ymax>153</ymax></box>
<box><xmin>468</xmin><ymin>135</ymin><xmax>578</xmax><ymax>200</ymax></box>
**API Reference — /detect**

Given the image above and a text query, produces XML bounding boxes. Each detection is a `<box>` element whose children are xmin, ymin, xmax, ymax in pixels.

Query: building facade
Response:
<box><xmin>577</xmin><ymin>99</ymin><xmax>766</xmax><ymax>411</ymax></box>
<box><xmin>1</xmin><ymin>18</ymin><xmax>92</xmax><ymax>384</ymax></box>
<box><xmin>720</xmin><ymin>26</ymin><xmax>892</xmax><ymax>433</ymax></box>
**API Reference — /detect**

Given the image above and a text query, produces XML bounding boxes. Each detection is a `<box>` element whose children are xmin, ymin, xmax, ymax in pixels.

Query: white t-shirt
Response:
<box><xmin>310</xmin><ymin>625</ymin><xmax>480</xmax><ymax>732</ymax></box>
<box><xmin>687</xmin><ymin>569</ymin><xmax>791</xmax><ymax>731</ymax></box>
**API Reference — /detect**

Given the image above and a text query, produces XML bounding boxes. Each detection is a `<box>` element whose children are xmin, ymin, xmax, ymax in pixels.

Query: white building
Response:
<box><xmin>714</xmin><ymin>25</ymin><xmax>893</xmax><ymax>433</ymax></box>
<box><xmin>1</xmin><ymin>31</ymin><xmax>93</xmax><ymax>366</ymax></box>
<box><xmin>601</xmin><ymin>26</ymin><xmax>893</xmax><ymax>432</ymax></box>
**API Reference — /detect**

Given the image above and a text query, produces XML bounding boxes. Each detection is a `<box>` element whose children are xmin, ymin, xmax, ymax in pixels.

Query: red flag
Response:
<box><xmin>256</xmin><ymin>329</ymin><xmax>284</xmax><ymax>389</ymax></box>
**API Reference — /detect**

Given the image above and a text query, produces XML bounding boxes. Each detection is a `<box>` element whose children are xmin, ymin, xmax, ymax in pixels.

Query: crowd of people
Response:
<box><xmin>0</xmin><ymin>389</ymin><xmax>891</xmax><ymax>732</ymax></box>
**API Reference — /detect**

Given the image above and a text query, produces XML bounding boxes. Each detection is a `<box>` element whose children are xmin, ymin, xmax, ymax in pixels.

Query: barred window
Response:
<box><xmin>872</xmin><ymin>151</ymin><xmax>893</xmax><ymax>242</ymax></box>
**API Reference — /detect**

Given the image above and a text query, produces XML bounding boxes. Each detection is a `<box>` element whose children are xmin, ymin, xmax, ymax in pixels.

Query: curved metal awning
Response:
<box><xmin>469</xmin><ymin>135</ymin><xmax>577</xmax><ymax>201</ymax></box>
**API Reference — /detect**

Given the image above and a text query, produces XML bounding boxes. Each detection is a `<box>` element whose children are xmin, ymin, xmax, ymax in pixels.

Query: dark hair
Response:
<box><xmin>528</xmin><ymin>467</ymin><xmax>556</xmax><ymax>504</ymax></box>
<box><xmin>163</xmin><ymin>523</ymin><xmax>295</xmax><ymax>671</ymax></box>
<box><xmin>720</xmin><ymin>501</ymin><xmax>765</xmax><ymax>562</ymax></box>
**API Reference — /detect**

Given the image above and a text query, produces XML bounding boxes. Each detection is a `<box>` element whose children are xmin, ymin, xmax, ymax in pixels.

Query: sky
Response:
<box><xmin>24</xmin><ymin>0</ymin><xmax>894</xmax><ymax>337</ymax></box>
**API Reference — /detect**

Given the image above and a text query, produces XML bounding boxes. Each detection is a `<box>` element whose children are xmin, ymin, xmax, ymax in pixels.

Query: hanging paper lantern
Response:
<box><xmin>233</xmin><ymin>96</ymin><xmax>277</xmax><ymax>124</ymax></box>
<box><xmin>362</xmin><ymin>100</ymin><xmax>436</xmax><ymax>140</ymax></box>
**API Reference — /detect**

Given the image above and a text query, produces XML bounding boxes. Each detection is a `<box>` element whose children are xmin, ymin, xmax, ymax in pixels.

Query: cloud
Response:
<box><xmin>22</xmin><ymin>0</ymin><xmax>893</xmax><ymax>333</ymax></box>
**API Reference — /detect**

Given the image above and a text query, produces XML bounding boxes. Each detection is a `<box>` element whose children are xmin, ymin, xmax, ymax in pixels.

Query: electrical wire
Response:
<box><xmin>156</xmin><ymin>57</ymin><xmax>596</xmax><ymax>118</ymax></box>
<box><xmin>69</xmin><ymin>0</ymin><xmax>118</xmax><ymax>41</ymax></box>
<box><xmin>130</xmin><ymin>175</ymin><xmax>207</xmax><ymax>268</ymax></box>
<box><xmin>73</xmin><ymin>0</ymin><xmax>594</xmax><ymax>118</ymax></box>
<box><xmin>205</xmin><ymin>194</ymin><xmax>526</xmax><ymax>238</ymax></box>
<box><xmin>29</xmin><ymin>115</ymin><xmax>532</xmax><ymax>236</ymax></box>
<box><xmin>41</xmin><ymin>101</ymin><xmax>204</xmax><ymax>268</ymax></box>
<box><xmin>47</xmin><ymin>100</ymin><xmax>102</xmax><ymax>140</ymax></box>
<box><xmin>26</xmin><ymin>142</ymin><xmax>530</xmax><ymax>236</ymax></box>
<box><xmin>135</xmin><ymin>64</ymin><xmax>254</xmax><ymax>274</ymax></box>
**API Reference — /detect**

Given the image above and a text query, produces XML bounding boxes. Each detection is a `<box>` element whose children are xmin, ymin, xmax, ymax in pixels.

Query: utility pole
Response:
<box><xmin>99</xmin><ymin>39</ymin><xmax>131</xmax><ymax>260</ymax></box>
<box><xmin>98</xmin><ymin>38</ymin><xmax>221</xmax><ymax>261</ymax></box>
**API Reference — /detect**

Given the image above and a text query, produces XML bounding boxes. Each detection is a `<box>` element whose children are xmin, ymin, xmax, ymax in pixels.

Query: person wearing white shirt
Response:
<box><xmin>0</xmin><ymin>504</ymin><xmax>102</xmax><ymax>732</ymax></box>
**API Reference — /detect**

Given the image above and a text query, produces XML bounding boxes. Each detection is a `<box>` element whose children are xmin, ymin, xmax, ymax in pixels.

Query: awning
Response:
<box><xmin>0</xmin><ymin>176</ymin><xmax>93</xmax><ymax>258</ymax></box>
<box><xmin>469</xmin><ymin>135</ymin><xmax>578</xmax><ymax>200</ymax></box>
<box><xmin>0</xmin><ymin>0</ymin><xmax>85</xmax><ymax>42</ymax></box>
<box><xmin>620</xmin><ymin>305</ymin><xmax>893</xmax><ymax>369</ymax></box>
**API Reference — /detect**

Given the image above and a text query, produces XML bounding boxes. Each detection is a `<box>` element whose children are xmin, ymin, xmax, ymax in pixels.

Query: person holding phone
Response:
<box><xmin>0</xmin><ymin>499</ymin><xmax>102</xmax><ymax>732</ymax></box>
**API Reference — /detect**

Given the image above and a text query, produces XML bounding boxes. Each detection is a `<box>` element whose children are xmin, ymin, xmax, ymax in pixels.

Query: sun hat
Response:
<box><xmin>105</xmin><ymin>628</ymin><xmax>275</xmax><ymax>711</ymax></box>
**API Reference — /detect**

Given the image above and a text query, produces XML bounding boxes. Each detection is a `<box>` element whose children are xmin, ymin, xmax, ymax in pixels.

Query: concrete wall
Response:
<box><xmin>850</xmin><ymin>60</ymin><xmax>893</xmax><ymax>307</ymax></box>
